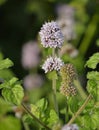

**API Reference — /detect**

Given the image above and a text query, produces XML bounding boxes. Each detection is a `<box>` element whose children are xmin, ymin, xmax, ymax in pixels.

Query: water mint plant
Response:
<box><xmin>0</xmin><ymin>20</ymin><xmax>99</xmax><ymax>130</ymax></box>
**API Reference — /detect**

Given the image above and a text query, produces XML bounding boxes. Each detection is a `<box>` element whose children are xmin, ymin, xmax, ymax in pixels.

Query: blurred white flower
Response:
<box><xmin>23</xmin><ymin>74</ymin><xmax>43</xmax><ymax>90</ymax></box>
<box><xmin>42</xmin><ymin>56</ymin><xmax>64</xmax><ymax>73</ymax></box>
<box><xmin>21</xmin><ymin>41</ymin><xmax>40</xmax><ymax>69</ymax></box>
<box><xmin>61</xmin><ymin>124</ymin><xmax>79</xmax><ymax>130</ymax></box>
<box><xmin>57</xmin><ymin>19</ymin><xmax>76</xmax><ymax>41</ymax></box>
<box><xmin>12</xmin><ymin>106</ymin><xmax>23</xmax><ymax>119</ymax></box>
<box><xmin>39</xmin><ymin>21</ymin><xmax>64</xmax><ymax>48</ymax></box>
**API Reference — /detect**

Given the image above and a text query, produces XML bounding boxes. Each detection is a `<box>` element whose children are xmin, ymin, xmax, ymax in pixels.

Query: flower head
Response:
<box><xmin>21</xmin><ymin>41</ymin><xmax>40</xmax><ymax>69</ymax></box>
<box><xmin>23</xmin><ymin>74</ymin><xmax>43</xmax><ymax>90</ymax></box>
<box><xmin>56</xmin><ymin>4</ymin><xmax>75</xmax><ymax>19</ymax></box>
<box><xmin>56</xmin><ymin>4</ymin><xmax>76</xmax><ymax>41</ymax></box>
<box><xmin>61</xmin><ymin>124</ymin><xmax>79</xmax><ymax>130</ymax></box>
<box><xmin>42</xmin><ymin>56</ymin><xmax>64</xmax><ymax>73</ymax></box>
<box><xmin>39</xmin><ymin>21</ymin><xmax>64</xmax><ymax>48</ymax></box>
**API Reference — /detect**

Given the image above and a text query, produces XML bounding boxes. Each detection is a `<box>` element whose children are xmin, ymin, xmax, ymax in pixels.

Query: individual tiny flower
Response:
<box><xmin>61</xmin><ymin>124</ymin><xmax>79</xmax><ymax>130</ymax></box>
<box><xmin>39</xmin><ymin>21</ymin><xmax>64</xmax><ymax>48</ymax></box>
<box><xmin>42</xmin><ymin>56</ymin><xmax>64</xmax><ymax>73</ymax></box>
<box><xmin>21</xmin><ymin>41</ymin><xmax>40</xmax><ymax>69</ymax></box>
<box><xmin>12</xmin><ymin>106</ymin><xmax>23</xmax><ymax>118</ymax></box>
<box><xmin>23</xmin><ymin>74</ymin><xmax>43</xmax><ymax>90</ymax></box>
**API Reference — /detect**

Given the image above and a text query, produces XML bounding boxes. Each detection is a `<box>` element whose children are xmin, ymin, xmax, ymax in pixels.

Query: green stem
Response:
<box><xmin>52</xmin><ymin>48</ymin><xmax>59</xmax><ymax>116</ymax></box>
<box><xmin>21</xmin><ymin>102</ymin><xmax>51</xmax><ymax>130</ymax></box>
<box><xmin>22</xmin><ymin>117</ymin><xmax>30</xmax><ymax>130</ymax></box>
<box><xmin>65</xmin><ymin>97</ymin><xmax>69</xmax><ymax>123</ymax></box>
<box><xmin>52</xmin><ymin>48</ymin><xmax>55</xmax><ymax>56</ymax></box>
<box><xmin>67</xmin><ymin>94</ymin><xmax>92</xmax><ymax>125</ymax></box>
<box><xmin>52</xmin><ymin>79</ymin><xmax>59</xmax><ymax>116</ymax></box>
<box><xmin>74</xmin><ymin>79</ymin><xmax>87</xmax><ymax>100</ymax></box>
<box><xmin>79</xmin><ymin>14</ymin><xmax>98</xmax><ymax>56</ymax></box>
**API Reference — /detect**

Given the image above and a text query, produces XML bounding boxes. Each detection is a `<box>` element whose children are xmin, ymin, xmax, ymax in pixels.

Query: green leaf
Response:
<box><xmin>0</xmin><ymin>77</ymin><xmax>17</xmax><ymax>89</ymax></box>
<box><xmin>0</xmin><ymin>69</ymin><xmax>14</xmax><ymax>79</ymax></box>
<box><xmin>0</xmin><ymin>58</ymin><xmax>14</xmax><ymax>70</ymax></box>
<box><xmin>0</xmin><ymin>116</ymin><xmax>21</xmax><ymax>130</ymax></box>
<box><xmin>68</xmin><ymin>96</ymin><xmax>79</xmax><ymax>113</ymax></box>
<box><xmin>31</xmin><ymin>104</ymin><xmax>40</xmax><ymax>118</ymax></box>
<box><xmin>0</xmin><ymin>98</ymin><xmax>11</xmax><ymax>115</ymax></box>
<box><xmin>31</xmin><ymin>98</ymin><xmax>48</xmax><ymax>120</ymax></box>
<box><xmin>23</xmin><ymin>114</ymin><xmax>33</xmax><ymax>124</ymax></box>
<box><xmin>2</xmin><ymin>84</ymin><xmax>24</xmax><ymax>105</ymax></box>
<box><xmin>79</xmin><ymin>113</ymin><xmax>99</xmax><ymax>130</ymax></box>
<box><xmin>9</xmin><ymin>77</ymin><xmax>18</xmax><ymax>86</ymax></box>
<box><xmin>47</xmin><ymin>71</ymin><xmax>58</xmax><ymax>80</ymax></box>
<box><xmin>0</xmin><ymin>80</ymin><xmax>9</xmax><ymax>89</ymax></box>
<box><xmin>36</xmin><ymin>98</ymin><xmax>48</xmax><ymax>112</ymax></box>
<box><xmin>47</xmin><ymin>109</ymin><xmax>59</xmax><ymax>127</ymax></box>
<box><xmin>85</xmin><ymin>53</ymin><xmax>99</xmax><ymax>69</ymax></box>
<box><xmin>87</xmin><ymin>80</ymin><xmax>97</xmax><ymax>99</ymax></box>
<box><xmin>87</xmin><ymin>71</ymin><xmax>99</xmax><ymax>81</ymax></box>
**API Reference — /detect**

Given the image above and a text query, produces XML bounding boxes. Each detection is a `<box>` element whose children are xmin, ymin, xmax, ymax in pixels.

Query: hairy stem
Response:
<box><xmin>52</xmin><ymin>48</ymin><xmax>59</xmax><ymax>116</ymax></box>
<box><xmin>52</xmin><ymin>79</ymin><xmax>59</xmax><ymax>116</ymax></box>
<box><xmin>65</xmin><ymin>97</ymin><xmax>69</xmax><ymax>123</ymax></box>
<box><xmin>21</xmin><ymin>102</ymin><xmax>51</xmax><ymax>130</ymax></box>
<box><xmin>67</xmin><ymin>94</ymin><xmax>92</xmax><ymax>125</ymax></box>
<box><xmin>79</xmin><ymin>14</ymin><xmax>98</xmax><ymax>56</ymax></box>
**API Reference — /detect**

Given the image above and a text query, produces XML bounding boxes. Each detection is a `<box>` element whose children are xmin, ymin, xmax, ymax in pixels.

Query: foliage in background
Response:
<box><xmin>0</xmin><ymin>0</ymin><xmax>99</xmax><ymax>130</ymax></box>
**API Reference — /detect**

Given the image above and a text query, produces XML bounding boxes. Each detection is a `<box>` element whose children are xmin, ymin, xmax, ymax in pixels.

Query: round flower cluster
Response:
<box><xmin>61</xmin><ymin>124</ymin><xmax>79</xmax><ymax>130</ymax></box>
<box><xmin>39</xmin><ymin>21</ymin><xmax>64</xmax><ymax>48</ymax></box>
<box><xmin>23</xmin><ymin>74</ymin><xmax>43</xmax><ymax>90</ymax></box>
<box><xmin>56</xmin><ymin>4</ymin><xmax>76</xmax><ymax>41</ymax></box>
<box><xmin>21</xmin><ymin>41</ymin><xmax>40</xmax><ymax>69</ymax></box>
<box><xmin>42</xmin><ymin>56</ymin><xmax>64</xmax><ymax>73</ymax></box>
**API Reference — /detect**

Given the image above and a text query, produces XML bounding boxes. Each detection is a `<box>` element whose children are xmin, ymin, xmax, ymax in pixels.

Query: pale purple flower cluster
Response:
<box><xmin>23</xmin><ymin>74</ymin><xmax>43</xmax><ymax>90</ymax></box>
<box><xmin>56</xmin><ymin>4</ymin><xmax>74</xmax><ymax>19</ymax></box>
<box><xmin>56</xmin><ymin>4</ymin><xmax>76</xmax><ymax>41</ymax></box>
<box><xmin>39</xmin><ymin>21</ymin><xmax>64</xmax><ymax>48</ymax></box>
<box><xmin>21</xmin><ymin>41</ymin><xmax>40</xmax><ymax>69</ymax></box>
<box><xmin>61</xmin><ymin>124</ymin><xmax>79</xmax><ymax>130</ymax></box>
<box><xmin>42</xmin><ymin>57</ymin><xmax>64</xmax><ymax>73</ymax></box>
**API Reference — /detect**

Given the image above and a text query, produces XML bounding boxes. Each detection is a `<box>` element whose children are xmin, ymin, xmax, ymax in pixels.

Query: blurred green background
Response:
<box><xmin>0</xmin><ymin>0</ymin><xmax>98</xmax><ymax>78</ymax></box>
<box><xmin>0</xmin><ymin>0</ymin><xmax>99</xmax><ymax>130</ymax></box>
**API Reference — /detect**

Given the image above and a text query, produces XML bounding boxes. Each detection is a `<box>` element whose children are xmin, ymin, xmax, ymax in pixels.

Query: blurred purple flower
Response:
<box><xmin>21</xmin><ymin>41</ymin><xmax>40</xmax><ymax>69</ymax></box>
<box><xmin>61</xmin><ymin>124</ymin><xmax>79</xmax><ymax>130</ymax></box>
<box><xmin>56</xmin><ymin>4</ymin><xmax>75</xmax><ymax>19</ymax></box>
<box><xmin>56</xmin><ymin>4</ymin><xmax>76</xmax><ymax>41</ymax></box>
<box><xmin>23</xmin><ymin>74</ymin><xmax>43</xmax><ymax>90</ymax></box>
<box><xmin>42</xmin><ymin>56</ymin><xmax>64</xmax><ymax>73</ymax></box>
<box><xmin>39</xmin><ymin>21</ymin><xmax>64</xmax><ymax>48</ymax></box>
